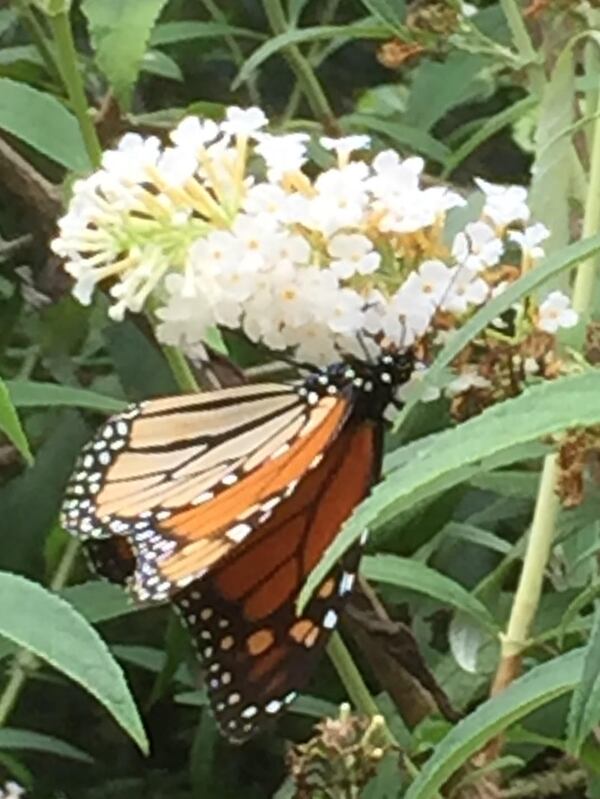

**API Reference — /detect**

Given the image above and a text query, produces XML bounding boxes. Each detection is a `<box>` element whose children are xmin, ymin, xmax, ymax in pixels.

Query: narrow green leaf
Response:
<box><xmin>150</xmin><ymin>21</ymin><xmax>264</xmax><ymax>46</ymax></box>
<box><xmin>358</xmin><ymin>0</ymin><xmax>406</xmax><ymax>32</ymax></box>
<box><xmin>82</xmin><ymin>0</ymin><xmax>169</xmax><ymax>108</ymax></box>
<box><xmin>300</xmin><ymin>371</ymin><xmax>600</xmax><ymax>611</ymax></box>
<box><xmin>0</xmin><ymin>728</ymin><xmax>93</xmax><ymax>763</ymax></box>
<box><xmin>405</xmin><ymin>53</ymin><xmax>491</xmax><ymax>132</ymax></box>
<box><xmin>362</xmin><ymin>555</ymin><xmax>496</xmax><ymax>631</ymax></box>
<box><xmin>0</xmin><ymin>572</ymin><xmax>148</xmax><ymax>752</ymax></box>
<box><xmin>442</xmin><ymin>96</ymin><xmax>535</xmax><ymax>178</ymax></box>
<box><xmin>0</xmin><ymin>78</ymin><xmax>89</xmax><ymax>171</ymax></box>
<box><xmin>567</xmin><ymin>603</ymin><xmax>600</xmax><ymax>754</ymax></box>
<box><xmin>529</xmin><ymin>44</ymin><xmax>575</xmax><ymax>253</ymax></box>
<box><xmin>141</xmin><ymin>50</ymin><xmax>183</xmax><ymax>82</ymax></box>
<box><xmin>403</xmin><ymin>232</ymin><xmax>600</xmax><ymax>413</ymax></box>
<box><xmin>234</xmin><ymin>20</ymin><xmax>387</xmax><ymax>87</ymax></box>
<box><xmin>404</xmin><ymin>649</ymin><xmax>584</xmax><ymax>799</ymax></box>
<box><xmin>7</xmin><ymin>381</ymin><xmax>126</xmax><ymax>414</ymax></box>
<box><xmin>342</xmin><ymin>112</ymin><xmax>450</xmax><ymax>163</ymax></box>
<box><xmin>0</xmin><ymin>411</ymin><xmax>89</xmax><ymax>575</ymax></box>
<box><xmin>443</xmin><ymin>522</ymin><xmax>513</xmax><ymax>556</ymax></box>
<box><xmin>0</xmin><ymin>379</ymin><xmax>32</xmax><ymax>465</ymax></box>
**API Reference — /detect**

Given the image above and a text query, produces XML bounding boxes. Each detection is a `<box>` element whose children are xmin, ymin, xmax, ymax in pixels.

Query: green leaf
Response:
<box><xmin>567</xmin><ymin>603</ymin><xmax>600</xmax><ymax>754</ymax></box>
<box><xmin>0</xmin><ymin>411</ymin><xmax>89</xmax><ymax>574</ymax></box>
<box><xmin>529</xmin><ymin>44</ymin><xmax>575</xmax><ymax>254</ymax></box>
<box><xmin>234</xmin><ymin>20</ymin><xmax>387</xmax><ymax>88</ymax></box>
<box><xmin>404</xmin><ymin>649</ymin><xmax>584</xmax><ymax>799</ymax></box>
<box><xmin>0</xmin><ymin>572</ymin><xmax>147</xmax><ymax>752</ymax></box>
<box><xmin>141</xmin><ymin>50</ymin><xmax>183</xmax><ymax>82</ymax></box>
<box><xmin>82</xmin><ymin>0</ymin><xmax>169</xmax><ymax>108</ymax></box>
<box><xmin>150</xmin><ymin>21</ymin><xmax>264</xmax><ymax>46</ymax></box>
<box><xmin>442</xmin><ymin>96</ymin><xmax>535</xmax><ymax>179</ymax></box>
<box><xmin>0</xmin><ymin>379</ymin><xmax>33</xmax><ymax>466</ymax></box>
<box><xmin>443</xmin><ymin>522</ymin><xmax>513</xmax><ymax>555</ymax></box>
<box><xmin>357</xmin><ymin>0</ymin><xmax>406</xmax><ymax>33</ymax></box>
<box><xmin>0</xmin><ymin>78</ymin><xmax>90</xmax><ymax>171</ymax></box>
<box><xmin>104</xmin><ymin>321</ymin><xmax>177</xmax><ymax>401</ymax></box>
<box><xmin>342</xmin><ymin>112</ymin><xmax>450</xmax><ymax>163</ymax></box>
<box><xmin>405</xmin><ymin>53</ymin><xmax>491</xmax><ymax>132</ymax></box>
<box><xmin>62</xmin><ymin>581</ymin><xmax>138</xmax><ymax>624</ymax></box>
<box><xmin>299</xmin><ymin>370</ymin><xmax>600</xmax><ymax>611</ymax></box>
<box><xmin>6</xmin><ymin>381</ymin><xmax>126</xmax><ymax>414</ymax></box>
<box><xmin>30</xmin><ymin>0</ymin><xmax>71</xmax><ymax>15</ymax></box>
<box><xmin>362</xmin><ymin>555</ymin><xmax>496</xmax><ymax>631</ymax></box>
<box><xmin>0</xmin><ymin>728</ymin><xmax>93</xmax><ymax>763</ymax></box>
<box><xmin>403</xmin><ymin>232</ymin><xmax>600</xmax><ymax>413</ymax></box>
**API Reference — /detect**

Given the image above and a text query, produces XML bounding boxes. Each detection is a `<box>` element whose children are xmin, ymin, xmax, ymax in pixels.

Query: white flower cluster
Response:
<box><xmin>52</xmin><ymin>107</ymin><xmax>577</xmax><ymax>365</ymax></box>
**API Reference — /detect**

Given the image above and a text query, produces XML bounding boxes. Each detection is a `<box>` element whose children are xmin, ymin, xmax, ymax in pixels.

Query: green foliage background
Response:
<box><xmin>2</xmin><ymin>1</ymin><xmax>600</xmax><ymax>797</ymax></box>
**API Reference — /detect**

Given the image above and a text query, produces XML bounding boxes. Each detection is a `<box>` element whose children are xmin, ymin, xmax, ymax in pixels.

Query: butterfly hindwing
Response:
<box><xmin>173</xmin><ymin>420</ymin><xmax>379</xmax><ymax>742</ymax></box>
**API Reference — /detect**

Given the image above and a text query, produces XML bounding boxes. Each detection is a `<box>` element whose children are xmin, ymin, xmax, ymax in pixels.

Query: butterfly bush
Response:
<box><xmin>52</xmin><ymin>106</ymin><xmax>577</xmax><ymax>385</ymax></box>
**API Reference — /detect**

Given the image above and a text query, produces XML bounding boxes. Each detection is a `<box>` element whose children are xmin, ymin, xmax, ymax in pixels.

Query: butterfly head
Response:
<box><xmin>301</xmin><ymin>345</ymin><xmax>415</xmax><ymax>420</ymax></box>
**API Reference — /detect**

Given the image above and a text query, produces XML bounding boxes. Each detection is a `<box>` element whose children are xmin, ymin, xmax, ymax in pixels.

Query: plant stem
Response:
<box><xmin>162</xmin><ymin>344</ymin><xmax>200</xmax><ymax>392</ymax></box>
<box><xmin>326</xmin><ymin>632</ymin><xmax>396</xmax><ymax>746</ymax></box>
<box><xmin>262</xmin><ymin>0</ymin><xmax>338</xmax><ymax>131</ymax></box>
<box><xmin>198</xmin><ymin>0</ymin><xmax>261</xmax><ymax>105</ymax></box>
<box><xmin>499</xmin><ymin>0</ymin><xmax>545</xmax><ymax>95</ymax></box>
<box><xmin>0</xmin><ymin>539</ymin><xmax>82</xmax><ymax>726</ymax></box>
<box><xmin>49</xmin><ymin>11</ymin><xmax>102</xmax><ymax>168</ymax></box>
<box><xmin>572</xmin><ymin>86</ymin><xmax>600</xmax><ymax>314</ymax></box>
<box><xmin>282</xmin><ymin>0</ymin><xmax>340</xmax><ymax>124</ymax></box>
<box><xmin>11</xmin><ymin>0</ymin><xmax>61</xmax><ymax>82</ymax></box>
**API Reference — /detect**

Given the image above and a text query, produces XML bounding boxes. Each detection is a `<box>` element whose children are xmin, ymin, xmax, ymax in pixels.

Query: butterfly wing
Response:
<box><xmin>61</xmin><ymin>383</ymin><xmax>352</xmax><ymax>601</ymax></box>
<box><xmin>173</xmin><ymin>417</ymin><xmax>381</xmax><ymax>743</ymax></box>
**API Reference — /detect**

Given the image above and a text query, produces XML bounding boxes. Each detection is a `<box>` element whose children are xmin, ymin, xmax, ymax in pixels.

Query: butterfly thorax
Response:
<box><xmin>298</xmin><ymin>349</ymin><xmax>415</xmax><ymax>421</ymax></box>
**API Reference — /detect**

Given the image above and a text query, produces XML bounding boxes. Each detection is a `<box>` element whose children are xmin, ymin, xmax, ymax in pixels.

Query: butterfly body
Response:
<box><xmin>61</xmin><ymin>348</ymin><xmax>414</xmax><ymax>741</ymax></box>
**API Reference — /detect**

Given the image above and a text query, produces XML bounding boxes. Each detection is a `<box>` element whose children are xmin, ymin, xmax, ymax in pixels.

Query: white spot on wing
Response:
<box><xmin>227</xmin><ymin>523</ymin><xmax>253</xmax><ymax>543</ymax></box>
<box><xmin>323</xmin><ymin>609</ymin><xmax>338</xmax><ymax>629</ymax></box>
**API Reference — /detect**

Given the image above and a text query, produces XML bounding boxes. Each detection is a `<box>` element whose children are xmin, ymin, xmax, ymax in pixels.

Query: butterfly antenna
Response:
<box><xmin>356</xmin><ymin>331</ymin><xmax>375</xmax><ymax>364</ymax></box>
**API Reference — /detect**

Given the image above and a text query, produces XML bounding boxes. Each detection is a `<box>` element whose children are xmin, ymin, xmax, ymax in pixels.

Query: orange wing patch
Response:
<box><xmin>153</xmin><ymin>394</ymin><xmax>350</xmax><ymax>589</ymax></box>
<box><xmin>173</xmin><ymin>419</ymin><xmax>378</xmax><ymax>743</ymax></box>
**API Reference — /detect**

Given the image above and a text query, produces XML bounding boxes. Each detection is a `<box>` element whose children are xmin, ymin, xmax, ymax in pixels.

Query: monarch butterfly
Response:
<box><xmin>61</xmin><ymin>347</ymin><xmax>414</xmax><ymax>742</ymax></box>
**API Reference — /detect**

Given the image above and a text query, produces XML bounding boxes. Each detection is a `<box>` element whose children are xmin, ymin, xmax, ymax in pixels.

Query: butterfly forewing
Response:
<box><xmin>173</xmin><ymin>419</ymin><xmax>379</xmax><ymax>743</ymax></box>
<box><xmin>61</xmin><ymin>382</ymin><xmax>351</xmax><ymax>601</ymax></box>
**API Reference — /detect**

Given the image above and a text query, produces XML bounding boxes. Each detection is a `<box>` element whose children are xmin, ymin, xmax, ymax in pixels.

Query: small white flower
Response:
<box><xmin>327</xmin><ymin>233</ymin><xmax>380</xmax><ymax>278</ymax></box>
<box><xmin>510</xmin><ymin>222</ymin><xmax>549</xmax><ymax>262</ymax></box>
<box><xmin>400</xmin><ymin>259</ymin><xmax>454</xmax><ymax>310</ymax></box>
<box><xmin>327</xmin><ymin>287</ymin><xmax>366</xmax><ymax>335</ymax></box>
<box><xmin>446</xmin><ymin>367</ymin><xmax>491</xmax><ymax>396</ymax></box>
<box><xmin>170</xmin><ymin>116</ymin><xmax>220</xmax><ymax>149</ymax></box>
<box><xmin>537</xmin><ymin>291</ymin><xmax>578</xmax><ymax>333</ymax></box>
<box><xmin>307</xmin><ymin>163</ymin><xmax>369</xmax><ymax>236</ymax></box>
<box><xmin>461</xmin><ymin>2</ymin><xmax>478</xmax><ymax>16</ymax></box>
<box><xmin>452</xmin><ymin>221</ymin><xmax>503</xmax><ymax>272</ymax></box>
<box><xmin>254</xmin><ymin>133</ymin><xmax>310</xmax><ymax>180</ymax></box>
<box><xmin>221</xmin><ymin>106</ymin><xmax>268</xmax><ymax>137</ymax></box>
<box><xmin>320</xmin><ymin>135</ymin><xmax>371</xmax><ymax>158</ymax></box>
<box><xmin>395</xmin><ymin>363</ymin><xmax>441</xmax><ymax>403</ymax></box>
<box><xmin>441</xmin><ymin>266</ymin><xmax>489</xmax><ymax>314</ymax></box>
<box><xmin>475</xmin><ymin>178</ymin><xmax>530</xmax><ymax>228</ymax></box>
<box><xmin>189</xmin><ymin>231</ymin><xmax>245</xmax><ymax>275</ymax></box>
<box><xmin>157</xmin><ymin>147</ymin><xmax>198</xmax><ymax>186</ymax></box>
<box><xmin>0</xmin><ymin>782</ymin><xmax>25</xmax><ymax>799</ymax></box>
<box><xmin>243</xmin><ymin>183</ymin><xmax>289</xmax><ymax>216</ymax></box>
<box><xmin>102</xmin><ymin>133</ymin><xmax>161</xmax><ymax>183</ymax></box>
